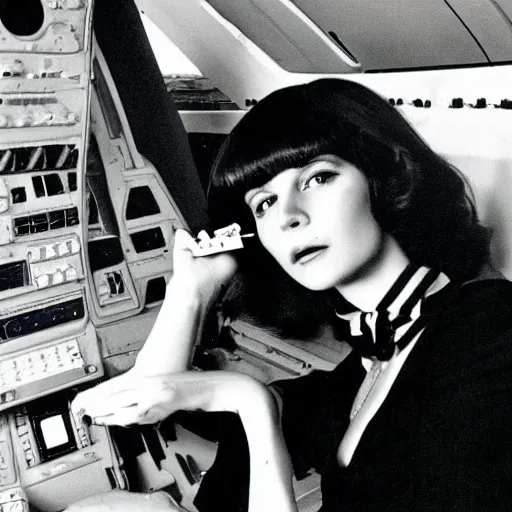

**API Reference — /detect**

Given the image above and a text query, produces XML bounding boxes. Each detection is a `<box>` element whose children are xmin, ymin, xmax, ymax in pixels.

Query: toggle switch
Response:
<box><xmin>45</xmin><ymin>244</ymin><xmax>57</xmax><ymax>259</ymax></box>
<box><xmin>64</xmin><ymin>266</ymin><xmax>77</xmax><ymax>281</ymax></box>
<box><xmin>36</xmin><ymin>274</ymin><xmax>50</xmax><ymax>289</ymax></box>
<box><xmin>70</xmin><ymin>239</ymin><xmax>80</xmax><ymax>254</ymax></box>
<box><xmin>52</xmin><ymin>270</ymin><xmax>64</xmax><ymax>285</ymax></box>
<box><xmin>58</xmin><ymin>241</ymin><xmax>70</xmax><ymax>257</ymax></box>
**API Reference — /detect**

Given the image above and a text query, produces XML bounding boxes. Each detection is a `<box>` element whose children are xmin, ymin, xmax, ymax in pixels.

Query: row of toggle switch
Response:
<box><xmin>0</xmin><ymin>415</ymin><xmax>16</xmax><ymax>486</ymax></box>
<box><xmin>35</xmin><ymin>265</ymin><xmax>78</xmax><ymax>289</ymax></box>
<box><xmin>29</xmin><ymin>238</ymin><xmax>80</xmax><ymax>263</ymax></box>
<box><xmin>14</xmin><ymin>414</ymin><xmax>35</xmax><ymax>468</ymax></box>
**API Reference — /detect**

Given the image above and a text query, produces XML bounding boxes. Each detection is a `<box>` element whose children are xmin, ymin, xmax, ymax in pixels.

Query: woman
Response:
<box><xmin>71</xmin><ymin>79</ymin><xmax>512</xmax><ymax>512</ymax></box>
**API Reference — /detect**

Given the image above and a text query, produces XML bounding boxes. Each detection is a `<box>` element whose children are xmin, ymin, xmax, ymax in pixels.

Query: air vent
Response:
<box><xmin>130</xmin><ymin>228</ymin><xmax>165</xmax><ymax>253</ymax></box>
<box><xmin>14</xmin><ymin>207</ymin><xmax>79</xmax><ymax>236</ymax></box>
<box><xmin>126</xmin><ymin>186</ymin><xmax>160</xmax><ymax>220</ymax></box>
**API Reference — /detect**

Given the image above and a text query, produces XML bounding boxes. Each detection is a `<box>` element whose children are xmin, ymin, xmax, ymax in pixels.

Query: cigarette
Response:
<box><xmin>240</xmin><ymin>233</ymin><xmax>255</xmax><ymax>238</ymax></box>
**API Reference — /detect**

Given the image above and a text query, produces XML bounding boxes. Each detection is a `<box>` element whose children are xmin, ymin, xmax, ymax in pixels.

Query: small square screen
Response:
<box><xmin>40</xmin><ymin>415</ymin><xmax>69</xmax><ymax>449</ymax></box>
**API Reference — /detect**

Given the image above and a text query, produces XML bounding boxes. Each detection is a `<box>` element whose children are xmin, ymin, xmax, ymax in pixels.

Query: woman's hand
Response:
<box><xmin>133</xmin><ymin>228</ymin><xmax>238</xmax><ymax>376</ymax></box>
<box><xmin>71</xmin><ymin>370</ymin><xmax>262</xmax><ymax>427</ymax></box>
<box><xmin>71</xmin><ymin>370</ymin><xmax>210</xmax><ymax>427</ymax></box>
<box><xmin>172</xmin><ymin>228</ymin><xmax>238</xmax><ymax>307</ymax></box>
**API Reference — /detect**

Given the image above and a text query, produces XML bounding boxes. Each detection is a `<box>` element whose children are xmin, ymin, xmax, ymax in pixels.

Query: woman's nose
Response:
<box><xmin>278</xmin><ymin>195</ymin><xmax>309</xmax><ymax>230</ymax></box>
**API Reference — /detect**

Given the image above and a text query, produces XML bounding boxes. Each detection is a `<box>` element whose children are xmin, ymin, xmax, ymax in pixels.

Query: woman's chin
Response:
<box><xmin>294</xmin><ymin>275</ymin><xmax>342</xmax><ymax>292</ymax></box>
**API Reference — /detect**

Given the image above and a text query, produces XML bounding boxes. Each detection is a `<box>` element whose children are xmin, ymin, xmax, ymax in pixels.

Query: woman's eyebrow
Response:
<box><xmin>244</xmin><ymin>188</ymin><xmax>265</xmax><ymax>205</ymax></box>
<box><xmin>304</xmin><ymin>155</ymin><xmax>340</xmax><ymax>169</ymax></box>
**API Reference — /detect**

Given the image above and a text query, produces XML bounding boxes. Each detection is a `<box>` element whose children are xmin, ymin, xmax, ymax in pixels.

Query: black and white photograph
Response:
<box><xmin>0</xmin><ymin>1</ymin><xmax>511</xmax><ymax>511</ymax></box>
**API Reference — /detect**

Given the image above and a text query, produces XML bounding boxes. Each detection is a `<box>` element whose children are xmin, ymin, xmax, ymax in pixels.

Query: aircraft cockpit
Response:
<box><xmin>0</xmin><ymin>0</ymin><xmax>511</xmax><ymax>511</ymax></box>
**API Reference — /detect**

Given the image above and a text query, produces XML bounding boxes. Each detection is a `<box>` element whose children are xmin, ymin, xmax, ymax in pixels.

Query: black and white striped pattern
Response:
<box><xmin>336</xmin><ymin>265</ymin><xmax>452</xmax><ymax>361</ymax></box>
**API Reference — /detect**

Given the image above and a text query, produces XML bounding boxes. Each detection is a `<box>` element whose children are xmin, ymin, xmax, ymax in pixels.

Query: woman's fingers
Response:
<box><xmin>72</xmin><ymin>374</ymin><xmax>181</xmax><ymax>427</ymax></box>
<box><xmin>172</xmin><ymin>228</ymin><xmax>197</xmax><ymax>254</ymax></box>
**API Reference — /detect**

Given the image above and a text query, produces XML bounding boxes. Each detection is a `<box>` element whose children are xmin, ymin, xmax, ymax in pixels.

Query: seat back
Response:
<box><xmin>402</xmin><ymin>106</ymin><xmax>512</xmax><ymax>281</ymax></box>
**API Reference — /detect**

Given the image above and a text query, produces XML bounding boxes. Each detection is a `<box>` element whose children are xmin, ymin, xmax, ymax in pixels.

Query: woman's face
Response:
<box><xmin>244</xmin><ymin>154</ymin><xmax>384</xmax><ymax>291</ymax></box>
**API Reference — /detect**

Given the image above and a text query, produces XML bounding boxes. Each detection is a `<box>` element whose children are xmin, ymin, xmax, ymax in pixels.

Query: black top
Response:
<box><xmin>194</xmin><ymin>279</ymin><xmax>512</xmax><ymax>512</ymax></box>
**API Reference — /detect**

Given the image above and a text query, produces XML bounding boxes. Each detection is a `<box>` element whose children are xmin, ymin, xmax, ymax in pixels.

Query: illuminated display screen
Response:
<box><xmin>28</xmin><ymin>395</ymin><xmax>78</xmax><ymax>462</ymax></box>
<box><xmin>41</xmin><ymin>415</ymin><xmax>69</xmax><ymax>450</ymax></box>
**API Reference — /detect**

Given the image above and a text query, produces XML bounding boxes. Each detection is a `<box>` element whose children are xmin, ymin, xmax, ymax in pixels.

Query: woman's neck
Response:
<box><xmin>335</xmin><ymin>234</ymin><xmax>410</xmax><ymax>312</ymax></box>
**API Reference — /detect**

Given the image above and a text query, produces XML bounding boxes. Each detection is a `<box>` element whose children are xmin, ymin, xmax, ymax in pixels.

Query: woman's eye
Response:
<box><xmin>254</xmin><ymin>196</ymin><xmax>275</xmax><ymax>216</ymax></box>
<box><xmin>302</xmin><ymin>171</ymin><xmax>337</xmax><ymax>190</ymax></box>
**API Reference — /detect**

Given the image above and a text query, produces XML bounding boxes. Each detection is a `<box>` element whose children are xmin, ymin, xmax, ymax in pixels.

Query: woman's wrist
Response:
<box><xmin>133</xmin><ymin>277</ymin><xmax>208</xmax><ymax>375</ymax></box>
<box><xmin>168</xmin><ymin>273</ymin><xmax>221</xmax><ymax>310</ymax></box>
<box><xmin>166</xmin><ymin>275</ymin><xmax>204</xmax><ymax>307</ymax></box>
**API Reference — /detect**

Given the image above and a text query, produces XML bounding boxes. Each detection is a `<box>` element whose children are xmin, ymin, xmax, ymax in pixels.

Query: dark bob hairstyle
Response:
<box><xmin>208</xmin><ymin>78</ymin><xmax>491</xmax><ymax>338</ymax></box>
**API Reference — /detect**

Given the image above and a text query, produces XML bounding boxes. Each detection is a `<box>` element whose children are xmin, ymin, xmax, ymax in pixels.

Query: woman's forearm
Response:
<box><xmin>206</xmin><ymin>374</ymin><xmax>298</xmax><ymax>512</ymax></box>
<box><xmin>134</xmin><ymin>372</ymin><xmax>297</xmax><ymax>511</ymax></box>
<box><xmin>233</xmin><ymin>380</ymin><xmax>298</xmax><ymax>512</ymax></box>
<box><xmin>134</xmin><ymin>277</ymin><xmax>208</xmax><ymax>375</ymax></box>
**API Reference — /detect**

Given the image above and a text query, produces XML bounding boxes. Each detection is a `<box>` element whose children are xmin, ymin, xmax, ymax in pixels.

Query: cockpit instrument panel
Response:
<box><xmin>0</xmin><ymin>1</ymin><xmax>190</xmax><ymax>509</ymax></box>
<box><xmin>0</xmin><ymin>0</ymin><xmax>98</xmax><ymax>414</ymax></box>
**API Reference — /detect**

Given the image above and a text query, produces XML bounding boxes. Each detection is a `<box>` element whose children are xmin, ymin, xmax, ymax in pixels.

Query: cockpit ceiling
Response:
<box><xmin>207</xmin><ymin>0</ymin><xmax>512</xmax><ymax>73</ymax></box>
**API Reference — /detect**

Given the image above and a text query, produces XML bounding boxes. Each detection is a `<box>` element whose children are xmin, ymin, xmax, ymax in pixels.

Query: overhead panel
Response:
<box><xmin>207</xmin><ymin>0</ymin><xmax>360</xmax><ymax>73</ymax></box>
<box><xmin>494</xmin><ymin>0</ymin><xmax>512</xmax><ymax>21</ymax></box>
<box><xmin>291</xmin><ymin>0</ymin><xmax>488</xmax><ymax>71</ymax></box>
<box><xmin>446</xmin><ymin>0</ymin><xmax>512</xmax><ymax>62</ymax></box>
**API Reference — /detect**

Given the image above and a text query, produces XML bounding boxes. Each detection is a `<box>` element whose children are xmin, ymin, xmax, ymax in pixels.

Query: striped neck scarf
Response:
<box><xmin>335</xmin><ymin>265</ymin><xmax>453</xmax><ymax>361</ymax></box>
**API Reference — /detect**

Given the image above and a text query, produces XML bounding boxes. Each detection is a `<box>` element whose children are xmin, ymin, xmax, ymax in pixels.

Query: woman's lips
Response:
<box><xmin>292</xmin><ymin>245</ymin><xmax>328</xmax><ymax>264</ymax></box>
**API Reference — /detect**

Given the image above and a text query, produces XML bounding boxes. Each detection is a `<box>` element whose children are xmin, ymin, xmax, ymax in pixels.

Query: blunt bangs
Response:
<box><xmin>215</xmin><ymin>137</ymin><xmax>336</xmax><ymax>195</ymax></box>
